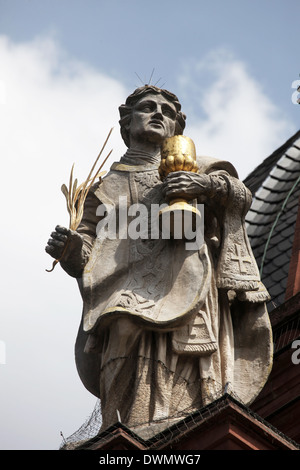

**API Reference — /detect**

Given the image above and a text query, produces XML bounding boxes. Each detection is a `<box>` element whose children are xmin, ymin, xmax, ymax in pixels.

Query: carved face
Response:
<box><xmin>129</xmin><ymin>93</ymin><xmax>177</xmax><ymax>146</ymax></box>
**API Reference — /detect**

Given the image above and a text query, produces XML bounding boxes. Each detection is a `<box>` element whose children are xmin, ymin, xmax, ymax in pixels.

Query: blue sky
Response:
<box><xmin>0</xmin><ymin>0</ymin><xmax>299</xmax><ymax>450</ymax></box>
<box><xmin>1</xmin><ymin>0</ymin><xmax>298</xmax><ymax>96</ymax></box>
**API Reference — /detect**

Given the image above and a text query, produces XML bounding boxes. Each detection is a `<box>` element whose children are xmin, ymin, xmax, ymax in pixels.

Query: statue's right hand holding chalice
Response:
<box><xmin>159</xmin><ymin>135</ymin><xmax>211</xmax><ymax>237</ymax></box>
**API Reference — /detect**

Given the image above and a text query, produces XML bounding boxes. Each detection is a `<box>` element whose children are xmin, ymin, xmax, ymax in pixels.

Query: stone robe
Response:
<box><xmin>71</xmin><ymin>155</ymin><xmax>273</xmax><ymax>436</ymax></box>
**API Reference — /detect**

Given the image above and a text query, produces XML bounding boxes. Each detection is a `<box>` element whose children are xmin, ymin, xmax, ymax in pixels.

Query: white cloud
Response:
<box><xmin>177</xmin><ymin>49</ymin><xmax>296</xmax><ymax>180</ymax></box>
<box><xmin>0</xmin><ymin>35</ymin><xmax>128</xmax><ymax>450</ymax></box>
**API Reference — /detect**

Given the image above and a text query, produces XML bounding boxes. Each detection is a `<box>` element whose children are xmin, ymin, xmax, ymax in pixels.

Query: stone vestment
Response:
<box><xmin>71</xmin><ymin>154</ymin><xmax>273</xmax><ymax>435</ymax></box>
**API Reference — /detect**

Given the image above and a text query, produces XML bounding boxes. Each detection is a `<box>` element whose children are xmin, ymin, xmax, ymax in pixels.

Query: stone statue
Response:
<box><xmin>46</xmin><ymin>85</ymin><xmax>273</xmax><ymax>437</ymax></box>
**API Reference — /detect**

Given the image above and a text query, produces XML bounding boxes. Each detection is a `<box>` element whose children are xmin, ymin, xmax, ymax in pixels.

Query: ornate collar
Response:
<box><xmin>111</xmin><ymin>149</ymin><xmax>160</xmax><ymax>172</ymax></box>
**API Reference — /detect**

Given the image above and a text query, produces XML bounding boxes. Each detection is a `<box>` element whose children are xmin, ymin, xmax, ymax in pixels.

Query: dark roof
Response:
<box><xmin>244</xmin><ymin>130</ymin><xmax>300</xmax><ymax>311</ymax></box>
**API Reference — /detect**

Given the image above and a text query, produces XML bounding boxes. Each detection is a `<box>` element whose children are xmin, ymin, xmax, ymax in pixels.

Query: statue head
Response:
<box><xmin>119</xmin><ymin>85</ymin><xmax>186</xmax><ymax>148</ymax></box>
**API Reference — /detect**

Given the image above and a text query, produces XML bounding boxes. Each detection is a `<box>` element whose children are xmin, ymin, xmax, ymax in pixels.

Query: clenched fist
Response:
<box><xmin>45</xmin><ymin>225</ymin><xmax>83</xmax><ymax>260</ymax></box>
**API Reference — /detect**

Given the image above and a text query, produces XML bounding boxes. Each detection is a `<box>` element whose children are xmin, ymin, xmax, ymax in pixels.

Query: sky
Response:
<box><xmin>0</xmin><ymin>0</ymin><xmax>299</xmax><ymax>450</ymax></box>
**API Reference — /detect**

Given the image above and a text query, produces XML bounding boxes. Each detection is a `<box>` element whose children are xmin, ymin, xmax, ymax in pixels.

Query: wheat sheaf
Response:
<box><xmin>46</xmin><ymin>128</ymin><xmax>113</xmax><ymax>272</ymax></box>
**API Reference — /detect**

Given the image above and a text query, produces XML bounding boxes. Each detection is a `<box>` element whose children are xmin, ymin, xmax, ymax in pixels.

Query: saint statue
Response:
<box><xmin>46</xmin><ymin>85</ymin><xmax>273</xmax><ymax>437</ymax></box>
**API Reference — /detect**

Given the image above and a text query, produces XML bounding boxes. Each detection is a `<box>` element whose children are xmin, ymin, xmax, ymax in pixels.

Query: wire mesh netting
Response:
<box><xmin>59</xmin><ymin>385</ymin><xmax>219</xmax><ymax>449</ymax></box>
<box><xmin>59</xmin><ymin>374</ymin><xmax>234</xmax><ymax>449</ymax></box>
<box><xmin>59</xmin><ymin>386</ymin><xmax>300</xmax><ymax>450</ymax></box>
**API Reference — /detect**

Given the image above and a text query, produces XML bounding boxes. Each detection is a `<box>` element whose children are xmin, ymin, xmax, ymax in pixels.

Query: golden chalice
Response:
<box><xmin>158</xmin><ymin>135</ymin><xmax>201</xmax><ymax>237</ymax></box>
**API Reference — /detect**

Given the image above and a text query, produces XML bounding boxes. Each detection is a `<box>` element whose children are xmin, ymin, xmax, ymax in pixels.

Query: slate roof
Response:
<box><xmin>244</xmin><ymin>130</ymin><xmax>300</xmax><ymax>311</ymax></box>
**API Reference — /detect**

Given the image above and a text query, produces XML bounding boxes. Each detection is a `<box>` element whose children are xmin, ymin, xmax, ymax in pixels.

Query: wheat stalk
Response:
<box><xmin>46</xmin><ymin>128</ymin><xmax>113</xmax><ymax>272</ymax></box>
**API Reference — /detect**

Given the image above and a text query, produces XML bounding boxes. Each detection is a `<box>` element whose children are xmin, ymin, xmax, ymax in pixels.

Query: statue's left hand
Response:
<box><xmin>162</xmin><ymin>171</ymin><xmax>211</xmax><ymax>202</ymax></box>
